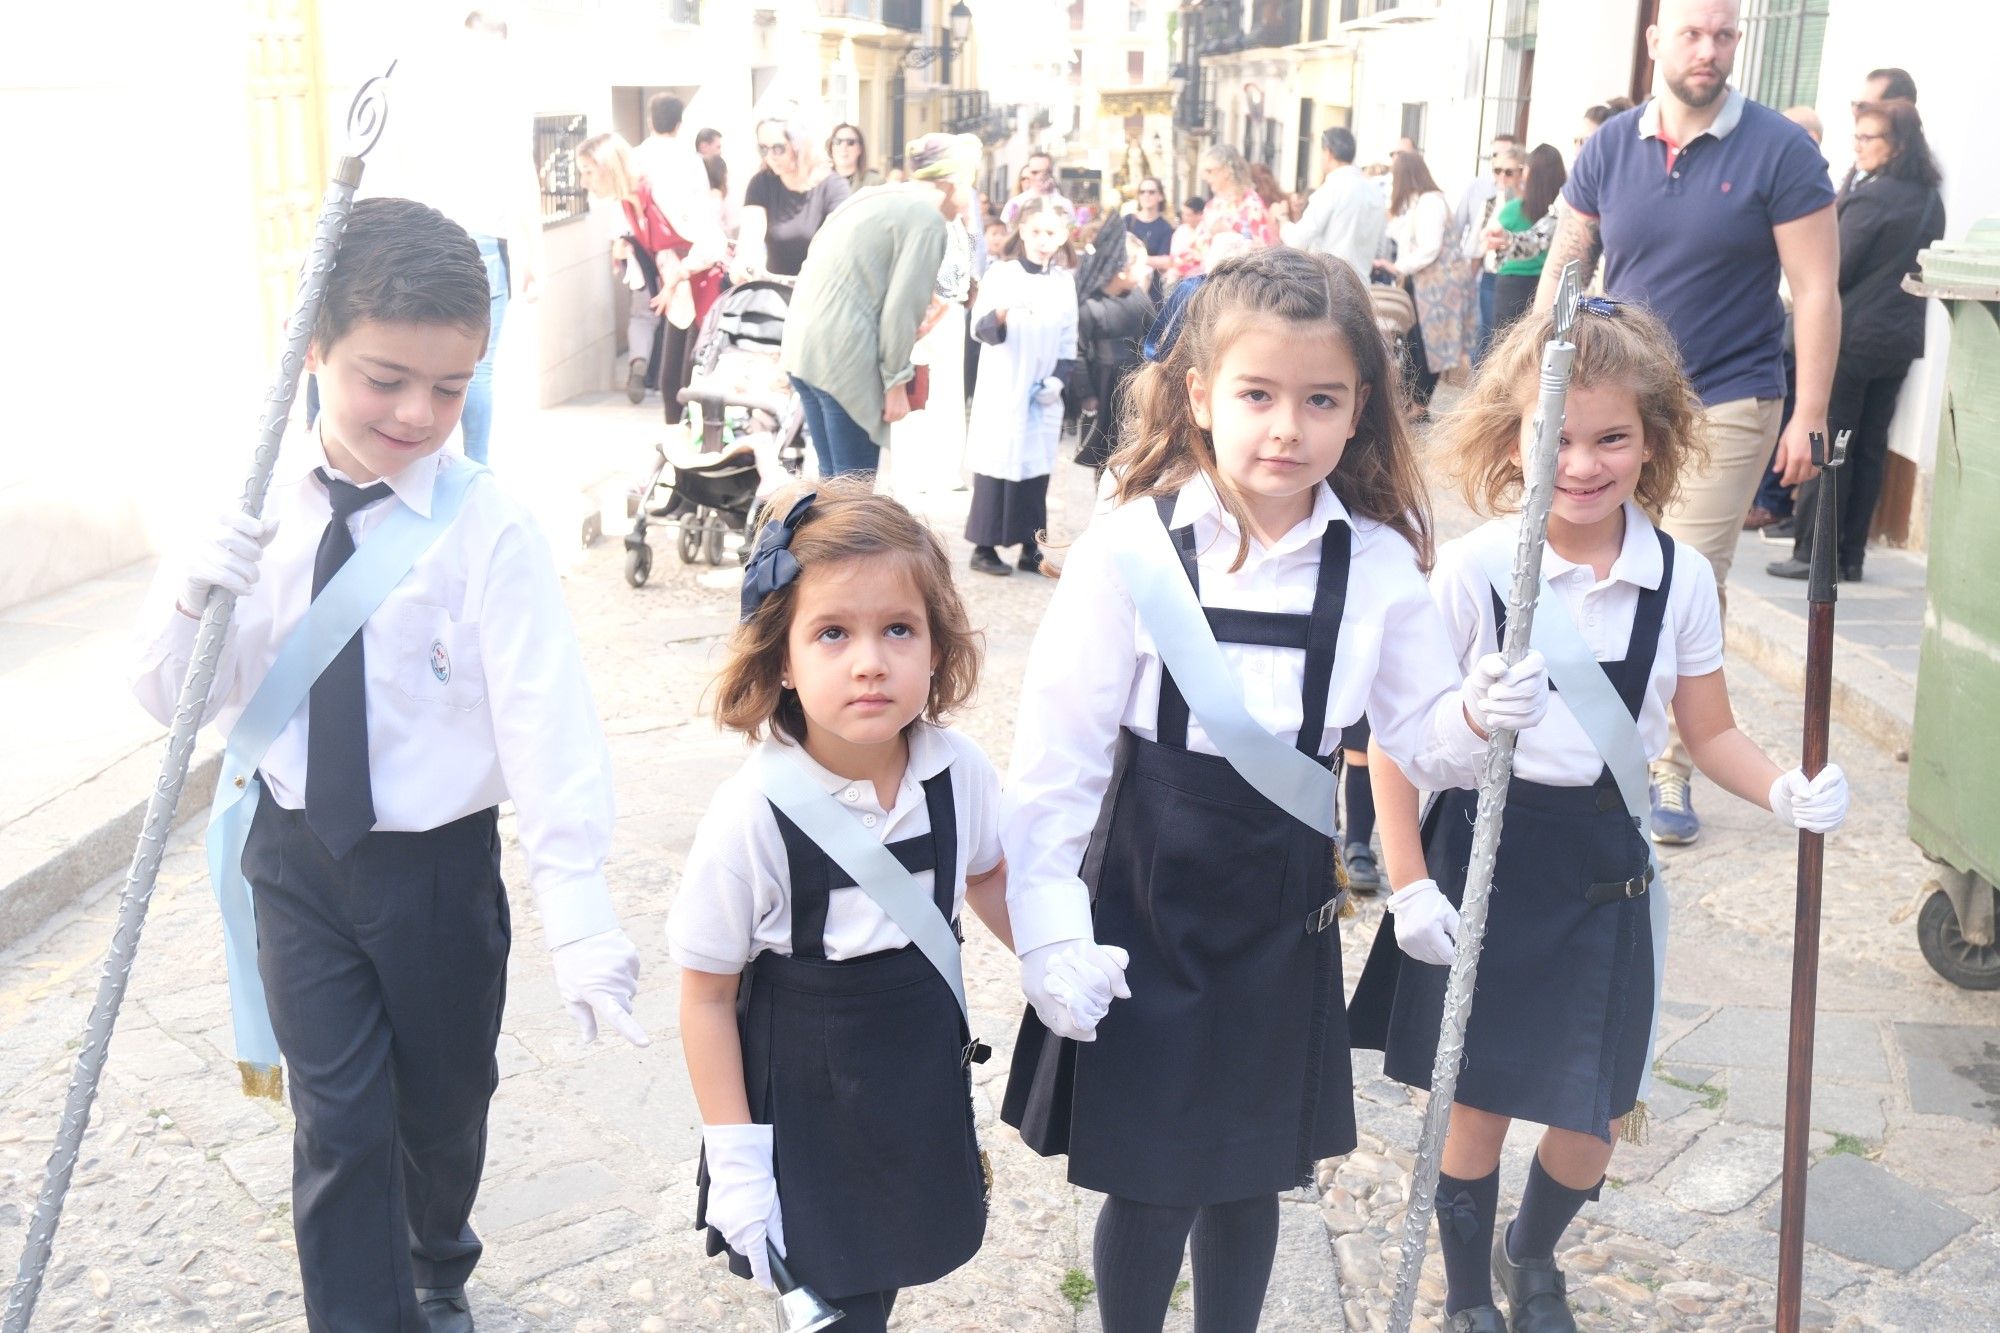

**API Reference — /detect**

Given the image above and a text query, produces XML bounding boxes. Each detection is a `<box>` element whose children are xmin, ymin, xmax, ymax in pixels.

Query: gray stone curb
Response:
<box><xmin>1722</xmin><ymin>586</ymin><xmax>1914</xmax><ymax>757</ymax></box>
<box><xmin>0</xmin><ymin>743</ymin><xmax>220</xmax><ymax>952</ymax></box>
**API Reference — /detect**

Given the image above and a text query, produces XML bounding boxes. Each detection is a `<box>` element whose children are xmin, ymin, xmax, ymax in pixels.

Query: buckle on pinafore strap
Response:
<box><xmin>962</xmin><ymin>1039</ymin><xmax>992</xmax><ymax>1067</ymax></box>
<box><xmin>1306</xmin><ymin>891</ymin><xmax>1348</xmax><ymax>934</ymax></box>
<box><xmin>1585</xmin><ymin>863</ymin><xmax>1654</xmax><ymax>906</ymax></box>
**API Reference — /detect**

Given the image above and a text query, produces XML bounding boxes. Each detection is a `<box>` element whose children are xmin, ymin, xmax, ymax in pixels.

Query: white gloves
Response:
<box><xmin>1020</xmin><ymin>940</ymin><xmax>1132</xmax><ymax>1041</ymax></box>
<box><xmin>1033</xmin><ymin>376</ymin><xmax>1065</xmax><ymax>407</ymax></box>
<box><xmin>1769</xmin><ymin>763</ymin><xmax>1849</xmax><ymax>834</ymax></box>
<box><xmin>550</xmin><ymin>928</ymin><xmax>649</xmax><ymax>1046</ymax></box>
<box><xmin>1386</xmin><ymin>879</ymin><xmax>1460</xmax><ymax>966</ymax></box>
<box><xmin>178</xmin><ymin>509</ymin><xmax>277</xmax><ymax>616</ymax></box>
<box><xmin>702</xmin><ymin>1123</ymin><xmax>786</xmax><ymax>1290</ymax></box>
<box><xmin>1461</xmin><ymin>649</ymin><xmax>1550</xmax><ymax>734</ymax></box>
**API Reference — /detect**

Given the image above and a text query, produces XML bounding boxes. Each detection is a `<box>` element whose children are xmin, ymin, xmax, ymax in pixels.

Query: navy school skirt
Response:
<box><xmin>695</xmin><ymin>943</ymin><xmax>987</xmax><ymax>1299</ymax></box>
<box><xmin>1002</xmin><ymin>732</ymin><xmax>1354</xmax><ymax>1205</ymax></box>
<box><xmin>1348</xmin><ymin>777</ymin><xmax>1654</xmax><ymax>1141</ymax></box>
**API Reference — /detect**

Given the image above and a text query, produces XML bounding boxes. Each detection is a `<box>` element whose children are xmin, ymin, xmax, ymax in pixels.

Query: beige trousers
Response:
<box><xmin>1655</xmin><ymin>395</ymin><xmax>1784</xmax><ymax>780</ymax></box>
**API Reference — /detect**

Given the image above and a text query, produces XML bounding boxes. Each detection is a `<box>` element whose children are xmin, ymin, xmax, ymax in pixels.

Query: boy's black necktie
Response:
<box><xmin>307</xmin><ymin>467</ymin><xmax>393</xmax><ymax>858</ymax></box>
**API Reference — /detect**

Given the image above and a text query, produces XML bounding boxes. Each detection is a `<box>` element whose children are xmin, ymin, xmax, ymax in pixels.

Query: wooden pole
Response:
<box><xmin>1774</xmin><ymin>430</ymin><xmax>1847</xmax><ymax>1331</ymax></box>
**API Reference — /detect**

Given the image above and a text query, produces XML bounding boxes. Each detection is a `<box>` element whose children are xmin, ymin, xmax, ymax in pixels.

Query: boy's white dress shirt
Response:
<box><xmin>131</xmin><ymin>434</ymin><xmax>619</xmax><ymax>947</ymax></box>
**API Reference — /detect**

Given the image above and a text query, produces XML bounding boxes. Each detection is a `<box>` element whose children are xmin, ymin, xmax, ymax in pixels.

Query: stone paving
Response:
<box><xmin>0</xmin><ymin>396</ymin><xmax>1993</xmax><ymax>1330</ymax></box>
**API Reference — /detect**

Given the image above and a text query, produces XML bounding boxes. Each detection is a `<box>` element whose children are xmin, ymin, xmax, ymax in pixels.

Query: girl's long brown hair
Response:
<box><xmin>711</xmin><ymin>476</ymin><xmax>981</xmax><ymax>742</ymax></box>
<box><xmin>1435</xmin><ymin>300</ymin><xmax>1706</xmax><ymax>519</ymax></box>
<box><xmin>1106</xmin><ymin>246</ymin><xmax>1434</xmax><ymax>571</ymax></box>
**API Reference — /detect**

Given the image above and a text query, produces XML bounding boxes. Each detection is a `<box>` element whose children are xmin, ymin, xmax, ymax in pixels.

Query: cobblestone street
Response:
<box><xmin>0</xmin><ymin>402</ymin><xmax>1994</xmax><ymax>1331</ymax></box>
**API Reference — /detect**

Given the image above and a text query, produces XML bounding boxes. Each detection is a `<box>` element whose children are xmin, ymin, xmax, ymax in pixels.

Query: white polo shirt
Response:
<box><xmin>1430</xmin><ymin>503</ymin><xmax>1724</xmax><ymax>788</ymax></box>
<box><xmin>668</xmin><ymin>724</ymin><xmax>1004</xmax><ymax>973</ymax></box>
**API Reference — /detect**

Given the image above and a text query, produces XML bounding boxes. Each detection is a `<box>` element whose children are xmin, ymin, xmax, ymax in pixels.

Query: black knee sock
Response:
<box><xmin>1435</xmin><ymin>1167</ymin><xmax>1501</xmax><ymax>1314</ymax></box>
<box><xmin>1189</xmin><ymin>1193</ymin><xmax>1280</xmax><ymax>1332</ymax></box>
<box><xmin>1344</xmin><ymin>763</ymin><xmax>1377</xmax><ymax>848</ymax></box>
<box><xmin>1507</xmin><ymin>1153</ymin><xmax>1600</xmax><ymax>1264</ymax></box>
<box><xmin>1093</xmin><ymin>1194</ymin><xmax>1198</xmax><ymax>1333</ymax></box>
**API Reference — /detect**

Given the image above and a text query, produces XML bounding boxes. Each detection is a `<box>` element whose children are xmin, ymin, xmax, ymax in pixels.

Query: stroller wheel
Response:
<box><xmin>623</xmin><ymin>543</ymin><xmax>653</xmax><ymax>587</ymax></box>
<box><xmin>677</xmin><ymin>515</ymin><xmax>704</xmax><ymax>564</ymax></box>
<box><xmin>704</xmin><ymin>516</ymin><xmax>728</xmax><ymax>565</ymax></box>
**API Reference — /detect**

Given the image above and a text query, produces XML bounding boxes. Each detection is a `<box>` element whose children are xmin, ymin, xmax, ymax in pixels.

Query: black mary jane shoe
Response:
<box><xmin>1342</xmin><ymin>843</ymin><xmax>1384</xmax><ymax>896</ymax></box>
<box><xmin>416</xmin><ymin>1286</ymin><xmax>475</xmax><ymax>1333</ymax></box>
<box><xmin>1841</xmin><ymin>562</ymin><xmax>1864</xmax><ymax>583</ymax></box>
<box><xmin>1493</xmin><ymin>1234</ymin><xmax>1576</xmax><ymax>1333</ymax></box>
<box><xmin>969</xmin><ymin>547</ymin><xmax>1012</xmax><ymax>577</ymax></box>
<box><xmin>1448</xmin><ymin>1305</ymin><xmax>1509</xmax><ymax>1333</ymax></box>
<box><xmin>1018</xmin><ymin>545</ymin><xmax>1045</xmax><ymax>574</ymax></box>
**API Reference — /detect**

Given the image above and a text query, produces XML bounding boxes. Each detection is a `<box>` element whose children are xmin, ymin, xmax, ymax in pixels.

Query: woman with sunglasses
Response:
<box><xmin>1125</xmin><ymin>177</ymin><xmax>1174</xmax><ymax>300</ymax></box>
<box><xmin>739</xmin><ymin>113</ymin><xmax>852</xmax><ymax>279</ymax></box>
<box><xmin>1484</xmin><ymin>143</ymin><xmax>1568</xmax><ymax>336</ymax></box>
<box><xmin>827</xmin><ymin>123</ymin><xmax>885</xmax><ymax>193</ymax></box>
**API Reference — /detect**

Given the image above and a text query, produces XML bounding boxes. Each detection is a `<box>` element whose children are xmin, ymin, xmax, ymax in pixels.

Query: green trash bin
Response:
<box><xmin>1903</xmin><ymin>218</ymin><xmax>2000</xmax><ymax>989</ymax></box>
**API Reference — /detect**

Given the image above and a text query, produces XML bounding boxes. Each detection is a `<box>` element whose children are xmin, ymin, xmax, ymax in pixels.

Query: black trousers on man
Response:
<box><xmin>244</xmin><ymin>799</ymin><xmax>510</xmax><ymax>1332</ymax></box>
<box><xmin>1791</xmin><ymin>351</ymin><xmax>1914</xmax><ymax>574</ymax></box>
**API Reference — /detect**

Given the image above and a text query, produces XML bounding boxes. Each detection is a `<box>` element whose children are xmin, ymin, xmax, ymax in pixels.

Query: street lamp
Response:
<box><xmin>902</xmin><ymin>2</ymin><xmax>973</xmax><ymax>75</ymax></box>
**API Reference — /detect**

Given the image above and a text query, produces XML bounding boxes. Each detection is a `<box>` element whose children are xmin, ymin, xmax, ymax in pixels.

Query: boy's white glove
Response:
<box><xmin>1461</xmin><ymin>649</ymin><xmax>1550</xmax><ymax>733</ymax></box>
<box><xmin>1769</xmin><ymin>763</ymin><xmax>1849</xmax><ymax>834</ymax></box>
<box><xmin>702</xmin><ymin>1123</ymin><xmax>786</xmax><ymax>1291</ymax></box>
<box><xmin>550</xmin><ymin>929</ymin><xmax>650</xmax><ymax>1047</ymax></box>
<box><xmin>1033</xmin><ymin>376</ymin><xmax>1065</xmax><ymax>407</ymax></box>
<box><xmin>1020</xmin><ymin>940</ymin><xmax>1132</xmax><ymax>1040</ymax></box>
<box><xmin>1386</xmin><ymin>879</ymin><xmax>1460</xmax><ymax>966</ymax></box>
<box><xmin>178</xmin><ymin>509</ymin><xmax>278</xmax><ymax>616</ymax></box>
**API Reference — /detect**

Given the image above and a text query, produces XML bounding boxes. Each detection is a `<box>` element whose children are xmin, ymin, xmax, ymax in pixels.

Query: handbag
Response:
<box><xmin>906</xmin><ymin>363</ymin><xmax>931</xmax><ymax>412</ymax></box>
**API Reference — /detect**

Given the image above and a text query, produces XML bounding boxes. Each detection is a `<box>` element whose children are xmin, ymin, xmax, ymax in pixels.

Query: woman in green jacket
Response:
<box><xmin>781</xmin><ymin>134</ymin><xmax>982</xmax><ymax>477</ymax></box>
<box><xmin>1485</xmin><ymin>143</ymin><xmax>1568</xmax><ymax>334</ymax></box>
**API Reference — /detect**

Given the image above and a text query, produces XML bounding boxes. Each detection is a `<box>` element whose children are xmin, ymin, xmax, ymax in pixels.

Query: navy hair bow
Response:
<box><xmin>739</xmin><ymin>492</ymin><xmax>817</xmax><ymax>622</ymax></box>
<box><xmin>1576</xmin><ymin>295</ymin><xmax>1622</xmax><ymax>317</ymax></box>
<box><xmin>1142</xmin><ymin>275</ymin><xmax>1204</xmax><ymax>363</ymax></box>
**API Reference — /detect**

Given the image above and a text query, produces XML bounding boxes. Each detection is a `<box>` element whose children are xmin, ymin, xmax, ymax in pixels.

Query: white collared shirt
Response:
<box><xmin>131</xmin><ymin>434</ymin><xmax>620</xmax><ymax>948</ymax></box>
<box><xmin>1002</xmin><ymin>476</ymin><xmax>1488</xmax><ymax>954</ymax></box>
<box><xmin>1430</xmin><ymin>504</ymin><xmax>1724</xmax><ymax>788</ymax></box>
<box><xmin>667</xmin><ymin>724</ymin><xmax>1004</xmax><ymax>973</ymax></box>
<box><xmin>1285</xmin><ymin>164</ymin><xmax>1389</xmax><ymax>284</ymax></box>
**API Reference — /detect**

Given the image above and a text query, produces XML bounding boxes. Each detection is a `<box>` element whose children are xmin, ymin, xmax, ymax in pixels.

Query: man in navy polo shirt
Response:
<box><xmin>1536</xmin><ymin>0</ymin><xmax>1838</xmax><ymax>844</ymax></box>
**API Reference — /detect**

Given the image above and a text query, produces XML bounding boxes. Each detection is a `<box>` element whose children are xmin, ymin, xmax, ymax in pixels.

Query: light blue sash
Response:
<box><xmin>1474</xmin><ymin>539</ymin><xmax>1668</xmax><ymax>1102</ymax></box>
<box><xmin>206</xmin><ymin>462</ymin><xmax>485</xmax><ymax>1096</ymax></box>
<box><xmin>1114</xmin><ymin>515</ymin><xmax>1339</xmax><ymax>838</ymax></box>
<box><xmin>755</xmin><ymin>745</ymin><xmax>971</xmax><ymax>1028</ymax></box>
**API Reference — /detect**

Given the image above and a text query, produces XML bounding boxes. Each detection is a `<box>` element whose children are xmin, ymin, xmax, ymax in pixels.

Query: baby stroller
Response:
<box><xmin>1369</xmin><ymin>281</ymin><xmax>1419</xmax><ymax>400</ymax></box>
<box><xmin>624</xmin><ymin>279</ymin><xmax>807</xmax><ymax>587</ymax></box>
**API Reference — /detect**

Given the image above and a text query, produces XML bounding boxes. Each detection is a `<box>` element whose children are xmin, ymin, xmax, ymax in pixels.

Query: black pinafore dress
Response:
<box><xmin>1350</xmin><ymin>531</ymin><xmax>1675</xmax><ymax>1141</ymax></box>
<box><xmin>1001</xmin><ymin>497</ymin><xmax>1357</xmax><ymax>1206</ymax></box>
<box><xmin>695</xmin><ymin>772</ymin><xmax>987</xmax><ymax>1299</ymax></box>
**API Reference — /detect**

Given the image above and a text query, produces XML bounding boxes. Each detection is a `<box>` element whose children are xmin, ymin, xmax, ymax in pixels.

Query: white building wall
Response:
<box><xmin>1342</xmin><ymin>0</ymin><xmax>1499</xmax><ymax>190</ymax></box>
<box><xmin>1522</xmin><ymin>0</ymin><xmax>1642</xmax><ymax>157</ymax></box>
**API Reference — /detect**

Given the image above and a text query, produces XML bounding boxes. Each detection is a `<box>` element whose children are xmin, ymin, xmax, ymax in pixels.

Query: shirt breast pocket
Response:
<box><xmin>395</xmin><ymin>604</ymin><xmax>486</xmax><ymax>710</ymax></box>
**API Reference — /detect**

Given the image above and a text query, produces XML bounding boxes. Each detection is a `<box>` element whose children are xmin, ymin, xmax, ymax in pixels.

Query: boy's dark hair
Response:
<box><xmin>312</xmin><ymin>198</ymin><xmax>491</xmax><ymax>354</ymax></box>
<box><xmin>695</xmin><ymin>127</ymin><xmax>721</xmax><ymax>150</ymax></box>
<box><xmin>1868</xmin><ymin>67</ymin><xmax>1918</xmax><ymax>102</ymax></box>
<box><xmin>1182</xmin><ymin>195</ymin><xmax>1206</xmax><ymax>215</ymax></box>
<box><xmin>648</xmin><ymin>93</ymin><xmax>685</xmax><ymax>136</ymax></box>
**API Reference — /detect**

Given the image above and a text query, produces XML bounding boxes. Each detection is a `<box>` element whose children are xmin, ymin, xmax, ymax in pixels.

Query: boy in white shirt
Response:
<box><xmin>132</xmin><ymin>198</ymin><xmax>646</xmax><ymax>1333</ymax></box>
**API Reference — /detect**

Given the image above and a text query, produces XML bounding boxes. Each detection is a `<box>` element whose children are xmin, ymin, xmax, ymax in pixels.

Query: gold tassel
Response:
<box><xmin>239</xmin><ymin>1061</ymin><xmax>284</xmax><ymax>1102</ymax></box>
<box><xmin>1620</xmin><ymin>1101</ymin><xmax>1649</xmax><ymax>1145</ymax></box>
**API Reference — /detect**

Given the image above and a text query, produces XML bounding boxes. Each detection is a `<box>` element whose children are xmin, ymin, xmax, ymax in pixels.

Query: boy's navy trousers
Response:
<box><xmin>243</xmin><ymin>797</ymin><xmax>509</xmax><ymax>1332</ymax></box>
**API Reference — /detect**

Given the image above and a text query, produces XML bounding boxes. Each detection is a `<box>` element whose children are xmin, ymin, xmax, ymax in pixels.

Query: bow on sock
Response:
<box><xmin>1434</xmin><ymin>1187</ymin><xmax>1484</xmax><ymax>1243</ymax></box>
<box><xmin>740</xmin><ymin>492</ymin><xmax>817</xmax><ymax>622</ymax></box>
